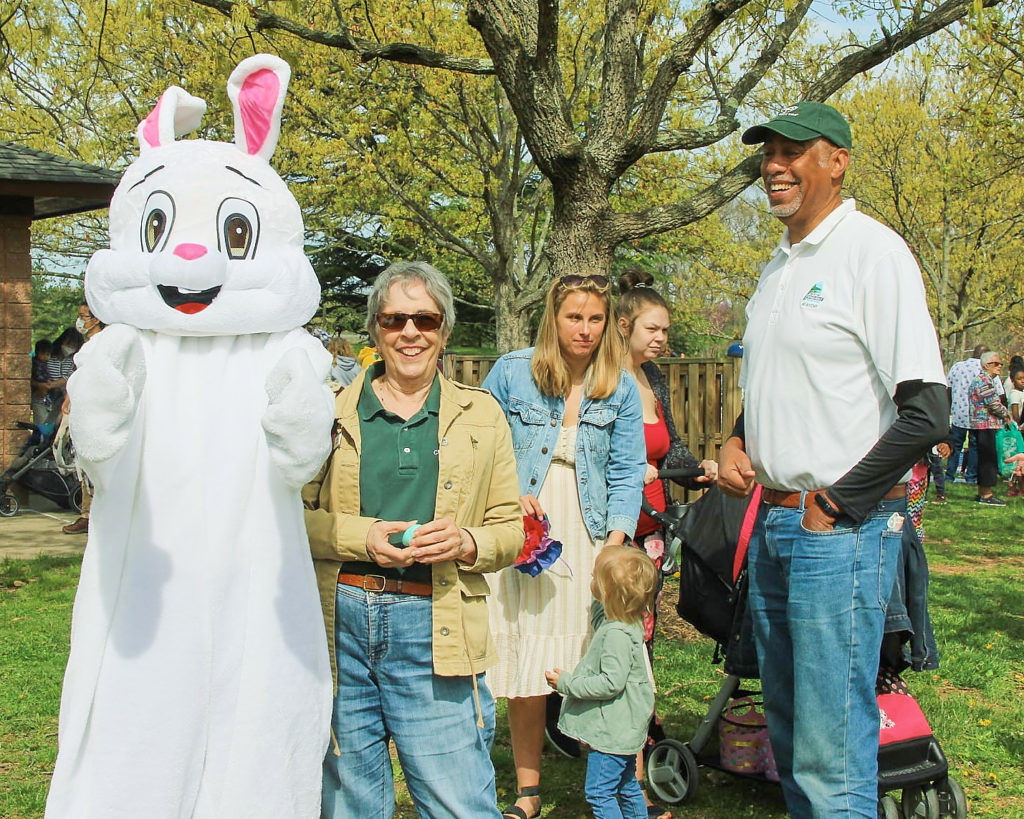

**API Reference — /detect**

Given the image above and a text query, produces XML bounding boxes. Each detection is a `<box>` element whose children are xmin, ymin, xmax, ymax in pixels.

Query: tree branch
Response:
<box><xmin>186</xmin><ymin>0</ymin><xmax>495</xmax><ymax>74</ymax></box>
<box><xmin>622</xmin><ymin>0</ymin><xmax>751</xmax><ymax>160</ymax></box>
<box><xmin>608</xmin><ymin>154</ymin><xmax>761</xmax><ymax>244</ymax></box>
<box><xmin>806</xmin><ymin>0</ymin><xmax>1005</xmax><ymax>101</ymax></box>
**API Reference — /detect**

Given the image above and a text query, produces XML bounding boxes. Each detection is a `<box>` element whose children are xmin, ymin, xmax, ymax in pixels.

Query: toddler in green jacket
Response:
<box><xmin>545</xmin><ymin>545</ymin><xmax>658</xmax><ymax>819</ymax></box>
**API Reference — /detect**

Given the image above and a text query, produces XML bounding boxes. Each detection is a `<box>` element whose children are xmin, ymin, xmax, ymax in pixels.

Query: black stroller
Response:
<box><xmin>0</xmin><ymin>420</ymin><xmax>82</xmax><ymax>517</ymax></box>
<box><xmin>643</xmin><ymin>481</ymin><xmax>967</xmax><ymax>819</ymax></box>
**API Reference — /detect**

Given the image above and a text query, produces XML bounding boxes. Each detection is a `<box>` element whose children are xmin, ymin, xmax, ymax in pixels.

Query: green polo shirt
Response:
<box><xmin>342</xmin><ymin>362</ymin><xmax>440</xmax><ymax>583</ymax></box>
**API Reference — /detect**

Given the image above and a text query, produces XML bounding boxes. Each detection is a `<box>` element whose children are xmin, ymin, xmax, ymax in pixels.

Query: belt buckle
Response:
<box><xmin>362</xmin><ymin>574</ymin><xmax>387</xmax><ymax>593</ymax></box>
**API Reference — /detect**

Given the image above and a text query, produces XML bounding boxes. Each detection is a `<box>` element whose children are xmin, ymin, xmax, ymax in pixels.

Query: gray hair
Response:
<box><xmin>365</xmin><ymin>261</ymin><xmax>456</xmax><ymax>345</ymax></box>
<box><xmin>981</xmin><ymin>350</ymin><xmax>1001</xmax><ymax>366</ymax></box>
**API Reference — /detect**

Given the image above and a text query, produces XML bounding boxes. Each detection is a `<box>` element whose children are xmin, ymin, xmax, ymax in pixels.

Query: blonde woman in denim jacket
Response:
<box><xmin>482</xmin><ymin>275</ymin><xmax>646</xmax><ymax>819</ymax></box>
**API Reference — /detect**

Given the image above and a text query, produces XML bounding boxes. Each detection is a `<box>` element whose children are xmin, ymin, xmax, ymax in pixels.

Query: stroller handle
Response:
<box><xmin>639</xmin><ymin>466</ymin><xmax>706</xmax><ymax>526</ymax></box>
<box><xmin>656</xmin><ymin>466</ymin><xmax>705</xmax><ymax>481</ymax></box>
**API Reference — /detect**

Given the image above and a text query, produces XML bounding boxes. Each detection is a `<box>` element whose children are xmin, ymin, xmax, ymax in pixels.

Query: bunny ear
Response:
<box><xmin>136</xmin><ymin>86</ymin><xmax>207</xmax><ymax>153</ymax></box>
<box><xmin>227</xmin><ymin>54</ymin><xmax>291</xmax><ymax>161</ymax></box>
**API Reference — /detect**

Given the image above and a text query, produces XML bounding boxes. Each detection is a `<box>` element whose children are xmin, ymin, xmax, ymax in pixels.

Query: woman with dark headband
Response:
<box><xmin>304</xmin><ymin>261</ymin><xmax>523</xmax><ymax>818</ymax></box>
<box><xmin>483</xmin><ymin>274</ymin><xmax>646</xmax><ymax>819</ymax></box>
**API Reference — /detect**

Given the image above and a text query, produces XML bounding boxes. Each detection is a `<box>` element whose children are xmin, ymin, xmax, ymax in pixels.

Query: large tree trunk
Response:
<box><xmin>494</xmin><ymin>278</ymin><xmax>534</xmax><ymax>353</ymax></box>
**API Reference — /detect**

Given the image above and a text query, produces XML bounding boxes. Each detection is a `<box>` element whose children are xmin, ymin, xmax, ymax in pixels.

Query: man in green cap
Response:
<box><xmin>718</xmin><ymin>102</ymin><xmax>949</xmax><ymax>817</ymax></box>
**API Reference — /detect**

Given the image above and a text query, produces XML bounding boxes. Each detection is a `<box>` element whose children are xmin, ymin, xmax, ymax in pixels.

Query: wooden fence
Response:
<box><xmin>442</xmin><ymin>355</ymin><xmax>742</xmax><ymax>501</ymax></box>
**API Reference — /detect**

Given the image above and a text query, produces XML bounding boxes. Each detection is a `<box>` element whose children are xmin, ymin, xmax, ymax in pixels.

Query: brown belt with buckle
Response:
<box><xmin>761</xmin><ymin>484</ymin><xmax>906</xmax><ymax>509</ymax></box>
<box><xmin>337</xmin><ymin>572</ymin><xmax>433</xmax><ymax>597</ymax></box>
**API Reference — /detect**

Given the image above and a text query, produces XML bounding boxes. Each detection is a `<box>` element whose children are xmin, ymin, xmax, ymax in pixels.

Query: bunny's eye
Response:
<box><xmin>145</xmin><ymin>211</ymin><xmax>166</xmax><ymax>251</ymax></box>
<box><xmin>217</xmin><ymin>198</ymin><xmax>260</xmax><ymax>261</ymax></box>
<box><xmin>224</xmin><ymin>214</ymin><xmax>252</xmax><ymax>259</ymax></box>
<box><xmin>140</xmin><ymin>191</ymin><xmax>175</xmax><ymax>253</ymax></box>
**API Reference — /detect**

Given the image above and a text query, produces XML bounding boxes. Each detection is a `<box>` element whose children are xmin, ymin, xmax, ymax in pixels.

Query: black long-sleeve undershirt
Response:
<box><xmin>730</xmin><ymin>380</ymin><xmax>949</xmax><ymax>523</ymax></box>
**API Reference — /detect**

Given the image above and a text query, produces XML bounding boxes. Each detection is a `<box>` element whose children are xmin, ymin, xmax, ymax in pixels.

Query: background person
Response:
<box><xmin>945</xmin><ymin>344</ymin><xmax>988</xmax><ymax>484</ymax></box>
<box><xmin>482</xmin><ymin>274</ymin><xmax>645</xmax><ymax>819</ymax></box>
<box><xmin>1005</xmin><ymin>364</ymin><xmax>1024</xmax><ymax>428</ymax></box>
<box><xmin>30</xmin><ymin>339</ymin><xmax>53</xmax><ymax>426</ymax></box>
<box><xmin>44</xmin><ymin>327</ymin><xmax>83</xmax><ymax>417</ymax></box>
<box><xmin>327</xmin><ymin>336</ymin><xmax>360</xmax><ymax>386</ymax></box>
<box><xmin>61</xmin><ymin>303</ymin><xmax>104</xmax><ymax>536</ymax></box>
<box><xmin>545</xmin><ymin>545</ymin><xmax>658</xmax><ymax>819</ymax></box>
<box><xmin>721</xmin><ymin>102</ymin><xmax>947</xmax><ymax>818</ymax></box>
<box><xmin>969</xmin><ymin>350</ymin><xmax>1011</xmax><ymax>506</ymax></box>
<box><xmin>303</xmin><ymin>261</ymin><xmax>522</xmax><ymax>819</ymax></box>
<box><xmin>1003</xmin><ymin>354</ymin><xmax>1023</xmax><ymax>395</ymax></box>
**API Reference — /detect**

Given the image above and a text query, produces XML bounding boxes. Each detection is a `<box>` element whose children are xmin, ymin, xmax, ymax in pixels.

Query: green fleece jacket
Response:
<box><xmin>556</xmin><ymin>600</ymin><xmax>654</xmax><ymax>755</ymax></box>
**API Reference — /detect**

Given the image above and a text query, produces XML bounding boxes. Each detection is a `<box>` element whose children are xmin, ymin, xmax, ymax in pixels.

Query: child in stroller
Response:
<box><xmin>643</xmin><ymin>480</ymin><xmax>966</xmax><ymax>819</ymax></box>
<box><xmin>0</xmin><ymin>420</ymin><xmax>82</xmax><ymax>517</ymax></box>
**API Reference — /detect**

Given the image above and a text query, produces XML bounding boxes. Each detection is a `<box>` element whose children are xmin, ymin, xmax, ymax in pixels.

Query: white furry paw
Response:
<box><xmin>263</xmin><ymin>346</ymin><xmax>334</xmax><ymax>487</ymax></box>
<box><xmin>67</xmin><ymin>324</ymin><xmax>147</xmax><ymax>465</ymax></box>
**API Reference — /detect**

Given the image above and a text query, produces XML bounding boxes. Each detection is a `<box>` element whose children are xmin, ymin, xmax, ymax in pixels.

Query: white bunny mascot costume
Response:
<box><xmin>47</xmin><ymin>55</ymin><xmax>334</xmax><ymax>818</ymax></box>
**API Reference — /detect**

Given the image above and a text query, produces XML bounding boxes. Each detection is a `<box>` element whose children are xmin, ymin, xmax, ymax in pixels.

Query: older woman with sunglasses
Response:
<box><xmin>969</xmin><ymin>350</ymin><xmax>1011</xmax><ymax>506</ymax></box>
<box><xmin>482</xmin><ymin>274</ymin><xmax>646</xmax><ymax>819</ymax></box>
<box><xmin>304</xmin><ymin>261</ymin><xmax>523</xmax><ymax>818</ymax></box>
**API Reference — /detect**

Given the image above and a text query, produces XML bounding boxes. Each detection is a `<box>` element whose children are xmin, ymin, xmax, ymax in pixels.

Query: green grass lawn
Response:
<box><xmin>3</xmin><ymin>480</ymin><xmax>1023</xmax><ymax>817</ymax></box>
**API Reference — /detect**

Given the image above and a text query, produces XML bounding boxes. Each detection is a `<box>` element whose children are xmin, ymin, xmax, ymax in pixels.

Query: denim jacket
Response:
<box><xmin>482</xmin><ymin>348</ymin><xmax>646</xmax><ymax>540</ymax></box>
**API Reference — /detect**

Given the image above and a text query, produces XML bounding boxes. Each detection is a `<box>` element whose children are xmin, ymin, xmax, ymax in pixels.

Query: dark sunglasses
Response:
<box><xmin>375</xmin><ymin>311</ymin><xmax>444</xmax><ymax>332</ymax></box>
<box><xmin>558</xmin><ymin>274</ymin><xmax>611</xmax><ymax>290</ymax></box>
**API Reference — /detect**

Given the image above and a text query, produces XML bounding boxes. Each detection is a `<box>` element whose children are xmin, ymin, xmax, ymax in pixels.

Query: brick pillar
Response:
<box><xmin>1</xmin><ymin>205</ymin><xmax>33</xmax><ymax>470</ymax></box>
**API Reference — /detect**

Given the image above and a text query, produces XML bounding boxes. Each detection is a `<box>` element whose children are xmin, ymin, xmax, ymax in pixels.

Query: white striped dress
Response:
<box><xmin>487</xmin><ymin>426</ymin><xmax>602</xmax><ymax>698</ymax></box>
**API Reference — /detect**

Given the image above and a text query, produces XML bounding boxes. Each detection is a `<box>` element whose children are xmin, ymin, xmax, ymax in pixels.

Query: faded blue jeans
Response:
<box><xmin>321</xmin><ymin>584</ymin><xmax>502</xmax><ymax>819</ymax></box>
<box><xmin>748</xmin><ymin>496</ymin><xmax>903</xmax><ymax>819</ymax></box>
<box><xmin>945</xmin><ymin>425</ymin><xmax>978</xmax><ymax>482</ymax></box>
<box><xmin>585</xmin><ymin>750</ymin><xmax>647</xmax><ymax>819</ymax></box>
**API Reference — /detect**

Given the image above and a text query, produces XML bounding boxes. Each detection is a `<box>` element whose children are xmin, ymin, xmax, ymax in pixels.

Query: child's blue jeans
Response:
<box><xmin>585</xmin><ymin>749</ymin><xmax>647</xmax><ymax>819</ymax></box>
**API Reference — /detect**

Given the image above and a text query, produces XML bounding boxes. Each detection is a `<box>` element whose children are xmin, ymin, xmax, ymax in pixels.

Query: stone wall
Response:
<box><xmin>1</xmin><ymin>210</ymin><xmax>33</xmax><ymax>468</ymax></box>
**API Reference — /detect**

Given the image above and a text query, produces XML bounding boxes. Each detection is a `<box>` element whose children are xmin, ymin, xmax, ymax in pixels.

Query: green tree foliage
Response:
<box><xmin>183</xmin><ymin>0</ymin><xmax>1007</xmax><ymax>350</ymax></box>
<box><xmin>1</xmin><ymin>0</ymin><xmax>1011</xmax><ymax>352</ymax></box>
<box><xmin>31</xmin><ymin>277</ymin><xmax>84</xmax><ymax>344</ymax></box>
<box><xmin>841</xmin><ymin>38</ymin><xmax>1024</xmax><ymax>363</ymax></box>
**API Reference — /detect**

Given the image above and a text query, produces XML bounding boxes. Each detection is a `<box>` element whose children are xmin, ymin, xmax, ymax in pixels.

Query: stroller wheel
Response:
<box><xmin>645</xmin><ymin>739</ymin><xmax>698</xmax><ymax>805</ymax></box>
<box><xmin>902</xmin><ymin>785</ymin><xmax>941</xmax><ymax>819</ymax></box>
<box><xmin>934</xmin><ymin>777</ymin><xmax>967</xmax><ymax>819</ymax></box>
<box><xmin>0</xmin><ymin>493</ymin><xmax>18</xmax><ymax>517</ymax></box>
<box><xmin>879</xmin><ymin>795</ymin><xmax>900</xmax><ymax>819</ymax></box>
<box><xmin>71</xmin><ymin>485</ymin><xmax>83</xmax><ymax>514</ymax></box>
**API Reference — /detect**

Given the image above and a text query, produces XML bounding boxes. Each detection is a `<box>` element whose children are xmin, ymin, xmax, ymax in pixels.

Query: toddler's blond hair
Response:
<box><xmin>593</xmin><ymin>545</ymin><xmax>658</xmax><ymax>625</ymax></box>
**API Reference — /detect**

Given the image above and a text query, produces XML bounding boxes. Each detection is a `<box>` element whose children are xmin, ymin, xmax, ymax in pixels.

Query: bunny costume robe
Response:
<box><xmin>46</xmin><ymin>56</ymin><xmax>334</xmax><ymax>819</ymax></box>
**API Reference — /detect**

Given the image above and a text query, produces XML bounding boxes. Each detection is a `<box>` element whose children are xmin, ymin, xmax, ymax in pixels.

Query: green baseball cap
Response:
<box><xmin>741</xmin><ymin>102</ymin><xmax>852</xmax><ymax>149</ymax></box>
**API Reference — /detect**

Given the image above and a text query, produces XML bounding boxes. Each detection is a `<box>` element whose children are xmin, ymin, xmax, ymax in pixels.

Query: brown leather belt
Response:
<box><xmin>337</xmin><ymin>572</ymin><xmax>433</xmax><ymax>597</ymax></box>
<box><xmin>761</xmin><ymin>484</ymin><xmax>906</xmax><ymax>509</ymax></box>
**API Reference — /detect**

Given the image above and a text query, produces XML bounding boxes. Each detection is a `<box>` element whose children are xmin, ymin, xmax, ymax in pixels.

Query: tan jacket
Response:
<box><xmin>303</xmin><ymin>370</ymin><xmax>523</xmax><ymax>689</ymax></box>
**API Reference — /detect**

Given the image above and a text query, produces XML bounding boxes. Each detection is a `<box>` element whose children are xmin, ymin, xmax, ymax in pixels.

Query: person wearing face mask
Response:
<box><xmin>45</xmin><ymin>327</ymin><xmax>84</xmax><ymax>410</ymax></box>
<box><xmin>74</xmin><ymin>303</ymin><xmax>103</xmax><ymax>340</ymax></box>
<box><xmin>61</xmin><ymin>304</ymin><xmax>104</xmax><ymax>535</ymax></box>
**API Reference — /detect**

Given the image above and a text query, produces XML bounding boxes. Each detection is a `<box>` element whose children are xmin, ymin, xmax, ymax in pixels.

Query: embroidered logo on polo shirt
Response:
<box><xmin>801</xmin><ymin>281</ymin><xmax>824</xmax><ymax>309</ymax></box>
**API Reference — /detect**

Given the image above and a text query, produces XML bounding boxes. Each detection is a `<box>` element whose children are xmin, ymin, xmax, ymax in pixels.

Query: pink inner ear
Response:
<box><xmin>238</xmin><ymin>69</ymin><xmax>281</xmax><ymax>155</ymax></box>
<box><xmin>142</xmin><ymin>97</ymin><xmax>164</xmax><ymax>148</ymax></box>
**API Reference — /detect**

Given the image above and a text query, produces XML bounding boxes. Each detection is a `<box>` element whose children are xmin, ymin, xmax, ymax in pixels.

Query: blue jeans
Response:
<box><xmin>945</xmin><ymin>425</ymin><xmax>978</xmax><ymax>482</ymax></box>
<box><xmin>926</xmin><ymin>452</ymin><xmax>945</xmax><ymax>497</ymax></box>
<box><xmin>322</xmin><ymin>584</ymin><xmax>502</xmax><ymax>819</ymax></box>
<box><xmin>585</xmin><ymin>750</ymin><xmax>647</xmax><ymax>819</ymax></box>
<box><xmin>748</xmin><ymin>496</ymin><xmax>903</xmax><ymax>819</ymax></box>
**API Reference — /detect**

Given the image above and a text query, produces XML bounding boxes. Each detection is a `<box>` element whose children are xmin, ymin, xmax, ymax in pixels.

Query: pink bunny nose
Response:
<box><xmin>173</xmin><ymin>243</ymin><xmax>208</xmax><ymax>260</ymax></box>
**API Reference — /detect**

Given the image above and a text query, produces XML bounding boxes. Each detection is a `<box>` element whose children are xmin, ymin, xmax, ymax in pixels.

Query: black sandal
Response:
<box><xmin>501</xmin><ymin>785</ymin><xmax>541</xmax><ymax>819</ymax></box>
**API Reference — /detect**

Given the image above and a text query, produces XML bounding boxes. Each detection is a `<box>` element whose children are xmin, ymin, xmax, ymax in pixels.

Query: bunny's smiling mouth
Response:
<box><xmin>157</xmin><ymin>284</ymin><xmax>222</xmax><ymax>314</ymax></box>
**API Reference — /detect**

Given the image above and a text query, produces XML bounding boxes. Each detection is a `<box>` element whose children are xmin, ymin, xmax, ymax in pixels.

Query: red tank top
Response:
<box><xmin>635</xmin><ymin>401</ymin><xmax>671</xmax><ymax>538</ymax></box>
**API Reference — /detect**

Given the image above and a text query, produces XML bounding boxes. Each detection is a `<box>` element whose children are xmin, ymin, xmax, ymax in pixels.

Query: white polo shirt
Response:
<box><xmin>740</xmin><ymin>199</ymin><xmax>946</xmax><ymax>491</ymax></box>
